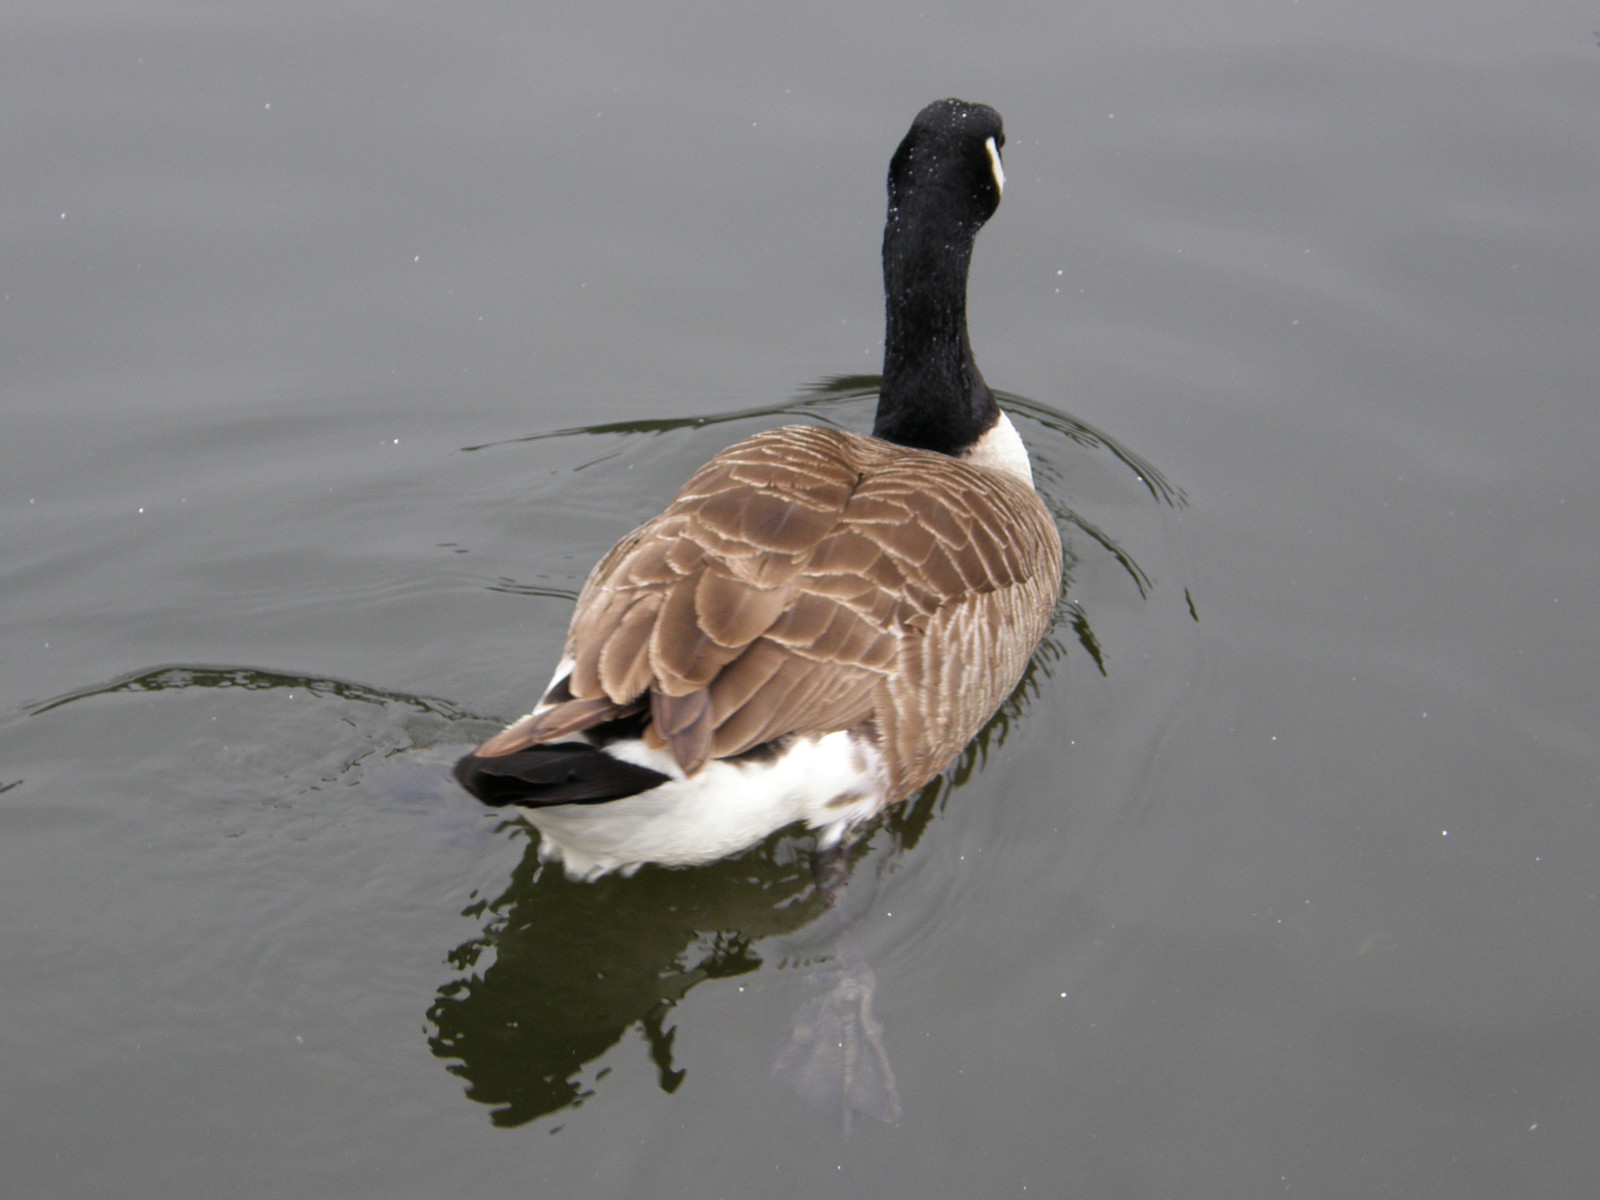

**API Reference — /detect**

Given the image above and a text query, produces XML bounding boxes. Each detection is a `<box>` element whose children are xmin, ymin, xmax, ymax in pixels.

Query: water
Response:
<box><xmin>4</xmin><ymin>5</ymin><xmax>1598</xmax><ymax>1197</ymax></box>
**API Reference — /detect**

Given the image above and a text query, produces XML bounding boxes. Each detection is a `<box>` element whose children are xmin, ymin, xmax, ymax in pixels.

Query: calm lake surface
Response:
<box><xmin>4</xmin><ymin>5</ymin><xmax>1598</xmax><ymax>1197</ymax></box>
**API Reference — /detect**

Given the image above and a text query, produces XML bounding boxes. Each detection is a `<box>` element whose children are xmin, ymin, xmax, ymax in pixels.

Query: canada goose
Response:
<box><xmin>455</xmin><ymin>99</ymin><xmax>1063</xmax><ymax>879</ymax></box>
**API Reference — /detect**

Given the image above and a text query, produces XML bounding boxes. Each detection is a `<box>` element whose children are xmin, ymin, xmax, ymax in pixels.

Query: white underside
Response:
<box><xmin>507</xmin><ymin>660</ymin><xmax>888</xmax><ymax>880</ymax></box>
<box><xmin>526</xmin><ymin>730</ymin><xmax>887</xmax><ymax>880</ymax></box>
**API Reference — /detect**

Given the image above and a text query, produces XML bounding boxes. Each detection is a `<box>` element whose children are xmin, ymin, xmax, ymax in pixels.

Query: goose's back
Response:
<box><xmin>499</xmin><ymin>424</ymin><xmax>1062</xmax><ymax>799</ymax></box>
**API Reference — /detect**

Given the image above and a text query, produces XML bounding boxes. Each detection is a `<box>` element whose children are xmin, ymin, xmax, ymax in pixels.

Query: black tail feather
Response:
<box><xmin>454</xmin><ymin>743</ymin><xmax>672</xmax><ymax>808</ymax></box>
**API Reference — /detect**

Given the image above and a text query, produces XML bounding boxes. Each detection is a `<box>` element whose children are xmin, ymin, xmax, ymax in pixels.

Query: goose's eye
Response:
<box><xmin>984</xmin><ymin>136</ymin><xmax>1005</xmax><ymax>198</ymax></box>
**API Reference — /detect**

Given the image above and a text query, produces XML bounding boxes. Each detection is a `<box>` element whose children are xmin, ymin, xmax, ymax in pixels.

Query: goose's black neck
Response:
<box><xmin>874</xmin><ymin>212</ymin><xmax>994</xmax><ymax>453</ymax></box>
<box><xmin>872</xmin><ymin>99</ymin><xmax>1004</xmax><ymax>457</ymax></box>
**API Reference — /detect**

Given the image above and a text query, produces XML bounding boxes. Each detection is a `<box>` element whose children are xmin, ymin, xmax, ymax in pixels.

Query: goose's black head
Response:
<box><xmin>885</xmin><ymin>98</ymin><xmax>1005</xmax><ymax>244</ymax></box>
<box><xmin>875</xmin><ymin>99</ymin><xmax>1007</xmax><ymax>456</ymax></box>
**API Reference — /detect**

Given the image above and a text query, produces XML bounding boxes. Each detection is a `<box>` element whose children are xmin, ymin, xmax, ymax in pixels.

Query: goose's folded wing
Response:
<box><xmin>482</xmin><ymin>426</ymin><xmax>1061</xmax><ymax>782</ymax></box>
<box><xmin>826</xmin><ymin>448</ymin><xmax>1064</xmax><ymax>795</ymax></box>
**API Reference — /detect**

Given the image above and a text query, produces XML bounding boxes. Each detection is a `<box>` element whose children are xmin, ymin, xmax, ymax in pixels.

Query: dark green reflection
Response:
<box><xmin>426</xmin><ymin>831</ymin><xmax>832</xmax><ymax>1127</ymax></box>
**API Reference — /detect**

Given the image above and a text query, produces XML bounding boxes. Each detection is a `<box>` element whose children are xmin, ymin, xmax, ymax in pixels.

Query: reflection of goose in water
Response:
<box><xmin>454</xmin><ymin>99</ymin><xmax>1063</xmax><ymax>882</ymax></box>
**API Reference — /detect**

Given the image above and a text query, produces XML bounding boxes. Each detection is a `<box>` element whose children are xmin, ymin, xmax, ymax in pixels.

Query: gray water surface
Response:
<box><xmin>4</xmin><ymin>5</ymin><xmax>1598</xmax><ymax>1198</ymax></box>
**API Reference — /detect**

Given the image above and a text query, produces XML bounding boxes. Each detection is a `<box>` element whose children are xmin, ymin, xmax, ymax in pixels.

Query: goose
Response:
<box><xmin>455</xmin><ymin>98</ymin><xmax>1063</xmax><ymax>880</ymax></box>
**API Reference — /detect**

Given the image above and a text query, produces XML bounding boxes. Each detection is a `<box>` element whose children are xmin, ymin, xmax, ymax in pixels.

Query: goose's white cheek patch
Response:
<box><xmin>985</xmin><ymin>136</ymin><xmax>1004</xmax><ymax>198</ymax></box>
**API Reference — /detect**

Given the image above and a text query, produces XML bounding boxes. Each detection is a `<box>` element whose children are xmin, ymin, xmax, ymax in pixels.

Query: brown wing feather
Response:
<box><xmin>479</xmin><ymin>424</ymin><xmax>1062</xmax><ymax>796</ymax></box>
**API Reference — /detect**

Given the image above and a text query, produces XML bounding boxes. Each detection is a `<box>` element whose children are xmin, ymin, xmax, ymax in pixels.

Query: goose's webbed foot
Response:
<box><xmin>772</xmin><ymin>955</ymin><xmax>902</xmax><ymax>1134</ymax></box>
